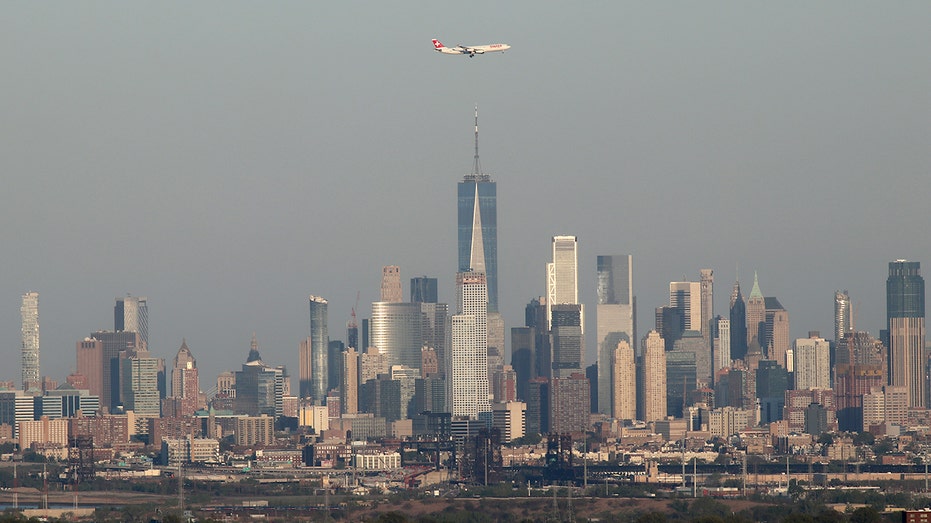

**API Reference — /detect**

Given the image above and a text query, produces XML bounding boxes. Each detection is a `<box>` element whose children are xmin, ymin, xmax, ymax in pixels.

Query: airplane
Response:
<box><xmin>432</xmin><ymin>39</ymin><xmax>510</xmax><ymax>57</ymax></box>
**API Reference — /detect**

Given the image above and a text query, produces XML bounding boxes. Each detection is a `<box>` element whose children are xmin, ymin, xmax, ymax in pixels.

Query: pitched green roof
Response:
<box><xmin>749</xmin><ymin>271</ymin><xmax>763</xmax><ymax>299</ymax></box>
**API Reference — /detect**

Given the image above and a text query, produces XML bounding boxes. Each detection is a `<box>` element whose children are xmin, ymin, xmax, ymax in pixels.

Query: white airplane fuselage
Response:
<box><xmin>433</xmin><ymin>39</ymin><xmax>510</xmax><ymax>57</ymax></box>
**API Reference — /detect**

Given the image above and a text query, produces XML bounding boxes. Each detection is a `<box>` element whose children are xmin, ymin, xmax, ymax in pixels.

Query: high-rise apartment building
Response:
<box><xmin>886</xmin><ymin>260</ymin><xmax>926</xmax><ymax>408</ymax></box>
<box><xmin>729</xmin><ymin>280</ymin><xmax>748</xmax><ymax>361</ymax></box>
<box><xmin>299</xmin><ymin>296</ymin><xmax>329</xmax><ymax>402</ymax></box>
<box><xmin>746</xmin><ymin>273</ymin><xmax>766</xmax><ymax>349</ymax></box>
<box><xmin>834</xmin><ymin>290</ymin><xmax>852</xmax><ymax>342</ymax></box>
<box><xmin>793</xmin><ymin>336</ymin><xmax>831</xmax><ymax>390</ymax></box>
<box><xmin>596</xmin><ymin>255</ymin><xmax>634</xmax><ymax>416</ymax></box>
<box><xmin>410</xmin><ymin>277</ymin><xmax>438</xmax><ymax>303</ymax></box>
<box><xmin>115</xmin><ymin>295</ymin><xmax>148</xmax><ymax>348</ymax></box>
<box><xmin>546</xmin><ymin>236</ymin><xmax>579</xmax><ymax>331</ymax></box>
<box><xmin>640</xmin><ymin>330</ymin><xmax>667</xmax><ymax>423</ymax></box>
<box><xmin>21</xmin><ymin>292</ymin><xmax>40</xmax><ymax>392</ymax></box>
<box><xmin>448</xmin><ymin>271</ymin><xmax>490</xmax><ymax>418</ymax></box>
<box><xmin>611</xmin><ymin>340</ymin><xmax>636</xmax><ymax>421</ymax></box>
<box><xmin>526</xmin><ymin>377</ymin><xmax>549</xmax><ymax>434</ymax></box>
<box><xmin>457</xmin><ymin>107</ymin><xmax>498</xmax><ymax>314</ymax></box>
<box><xmin>549</xmin><ymin>373</ymin><xmax>590</xmax><ymax>434</ymax></box>
<box><xmin>381</xmin><ymin>266</ymin><xmax>402</xmax><ymax>303</ymax></box>
<box><xmin>341</xmin><ymin>348</ymin><xmax>359</xmax><ymax>415</ymax></box>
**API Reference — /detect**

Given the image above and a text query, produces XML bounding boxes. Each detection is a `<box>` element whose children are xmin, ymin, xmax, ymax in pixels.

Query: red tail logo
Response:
<box><xmin>432</xmin><ymin>39</ymin><xmax>444</xmax><ymax>49</ymax></box>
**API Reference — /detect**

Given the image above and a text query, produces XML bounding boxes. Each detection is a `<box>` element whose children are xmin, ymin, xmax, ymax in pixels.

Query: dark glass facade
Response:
<box><xmin>596</xmin><ymin>255</ymin><xmax>632</xmax><ymax>305</ymax></box>
<box><xmin>458</xmin><ymin>177</ymin><xmax>498</xmax><ymax>313</ymax></box>
<box><xmin>410</xmin><ymin>277</ymin><xmax>438</xmax><ymax>303</ymax></box>
<box><xmin>729</xmin><ymin>286</ymin><xmax>748</xmax><ymax>361</ymax></box>
<box><xmin>888</xmin><ymin>261</ymin><xmax>925</xmax><ymax>318</ymax></box>
<box><xmin>551</xmin><ymin>304</ymin><xmax>583</xmax><ymax>377</ymax></box>
<box><xmin>305</xmin><ymin>297</ymin><xmax>329</xmax><ymax>401</ymax></box>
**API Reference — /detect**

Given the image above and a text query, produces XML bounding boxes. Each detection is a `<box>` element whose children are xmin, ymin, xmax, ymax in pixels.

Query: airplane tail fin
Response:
<box><xmin>432</xmin><ymin>39</ymin><xmax>445</xmax><ymax>49</ymax></box>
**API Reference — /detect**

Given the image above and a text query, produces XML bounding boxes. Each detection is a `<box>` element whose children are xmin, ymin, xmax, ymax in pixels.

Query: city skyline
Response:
<box><xmin>1</xmin><ymin>3</ymin><xmax>929</xmax><ymax>389</ymax></box>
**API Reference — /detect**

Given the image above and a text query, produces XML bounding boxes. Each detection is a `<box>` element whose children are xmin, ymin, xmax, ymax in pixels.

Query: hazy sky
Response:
<box><xmin>2</xmin><ymin>2</ymin><xmax>929</xmax><ymax>389</ymax></box>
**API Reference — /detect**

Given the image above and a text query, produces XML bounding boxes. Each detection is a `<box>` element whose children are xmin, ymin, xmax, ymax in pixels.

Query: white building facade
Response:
<box><xmin>793</xmin><ymin>336</ymin><xmax>831</xmax><ymax>390</ymax></box>
<box><xmin>448</xmin><ymin>271</ymin><xmax>490</xmax><ymax>418</ymax></box>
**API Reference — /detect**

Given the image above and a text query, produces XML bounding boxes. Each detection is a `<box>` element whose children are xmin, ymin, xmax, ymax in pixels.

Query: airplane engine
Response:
<box><xmin>473</xmin><ymin>49</ymin><xmax>485</xmax><ymax>54</ymax></box>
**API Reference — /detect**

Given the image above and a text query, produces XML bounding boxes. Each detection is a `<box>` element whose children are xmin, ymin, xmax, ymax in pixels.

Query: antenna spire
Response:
<box><xmin>472</xmin><ymin>104</ymin><xmax>482</xmax><ymax>176</ymax></box>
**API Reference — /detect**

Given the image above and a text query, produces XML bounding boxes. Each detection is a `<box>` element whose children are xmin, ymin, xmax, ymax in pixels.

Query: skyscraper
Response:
<box><xmin>420</xmin><ymin>302</ymin><xmax>449</xmax><ymax>376</ymax></box>
<box><xmin>640</xmin><ymin>330</ymin><xmax>667</xmax><ymax>423</ymax></box>
<box><xmin>746</xmin><ymin>273</ymin><xmax>765</xmax><ymax>349</ymax></box>
<box><xmin>448</xmin><ymin>271</ymin><xmax>490</xmax><ymax>418</ymax></box>
<box><xmin>793</xmin><ymin>335</ymin><xmax>831</xmax><ymax>390</ymax></box>
<box><xmin>764</xmin><ymin>297</ymin><xmax>790</xmax><ymax>367</ymax></box>
<box><xmin>76</xmin><ymin>338</ymin><xmax>104</xmax><ymax>400</ymax></box>
<box><xmin>666</xmin><ymin>347</ymin><xmax>697</xmax><ymax>418</ymax></box>
<box><xmin>235</xmin><ymin>336</ymin><xmax>285</xmax><ymax>418</ymax></box>
<box><xmin>834</xmin><ymin>331</ymin><xmax>885</xmax><ymax>432</ymax></box>
<box><xmin>834</xmin><ymin>290</ymin><xmax>852</xmax><ymax>342</ymax></box>
<box><xmin>341</xmin><ymin>348</ymin><xmax>359</xmax><ymax>415</ymax></box>
<box><xmin>887</xmin><ymin>260</ymin><xmax>925</xmax><ymax>408</ymax></box>
<box><xmin>510</xmin><ymin>327</ymin><xmax>535</xmax><ymax>401</ymax></box>
<box><xmin>119</xmin><ymin>347</ymin><xmax>161</xmax><ymax>428</ymax></box>
<box><xmin>169</xmin><ymin>339</ymin><xmax>199</xmax><ymax>417</ymax></box>
<box><xmin>549</xmin><ymin>373</ymin><xmax>590</xmax><ymax>434</ymax></box>
<box><xmin>300</xmin><ymin>296</ymin><xmax>329</xmax><ymax>402</ymax></box>
<box><xmin>596</xmin><ymin>255</ymin><xmax>634</xmax><ymax>416</ymax></box>
<box><xmin>547</xmin><ymin>235</ymin><xmax>579</xmax><ymax>331</ymax></box>
<box><xmin>669</xmin><ymin>281</ymin><xmax>702</xmax><ymax>332</ymax></box>
<box><xmin>611</xmin><ymin>340</ymin><xmax>636</xmax><ymax>421</ymax></box>
<box><xmin>729</xmin><ymin>279</ymin><xmax>748</xmax><ymax>361</ymax></box>
<box><xmin>381</xmin><ymin>266</ymin><xmax>402</xmax><ymax>303</ymax></box>
<box><xmin>370</xmin><ymin>302</ymin><xmax>425</xmax><ymax>371</ymax></box>
<box><xmin>714</xmin><ymin>317</ymin><xmax>731</xmax><ymax>374</ymax></box>
<box><xmin>21</xmin><ymin>292</ymin><xmax>40</xmax><ymax>392</ymax></box>
<box><xmin>700</xmin><ymin>269</ymin><xmax>714</xmax><ymax>339</ymax></box>
<box><xmin>410</xmin><ymin>276</ymin><xmax>438</xmax><ymax>303</ymax></box>
<box><xmin>91</xmin><ymin>330</ymin><xmax>142</xmax><ymax>412</ymax></box>
<box><xmin>551</xmin><ymin>304</ymin><xmax>583</xmax><ymax>378</ymax></box>
<box><xmin>115</xmin><ymin>295</ymin><xmax>148</xmax><ymax>348</ymax></box>
<box><xmin>756</xmin><ymin>360</ymin><xmax>788</xmax><ymax>424</ymax></box>
<box><xmin>457</xmin><ymin>107</ymin><xmax>498</xmax><ymax>314</ymax></box>
<box><xmin>525</xmin><ymin>298</ymin><xmax>551</xmax><ymax>380</ymax></box>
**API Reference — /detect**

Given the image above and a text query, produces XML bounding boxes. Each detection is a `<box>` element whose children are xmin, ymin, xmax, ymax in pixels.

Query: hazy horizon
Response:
<box><xmin>2</xmin><ymin>2</ymin><xmax>929</xmax><ymax>389</ymax></box>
